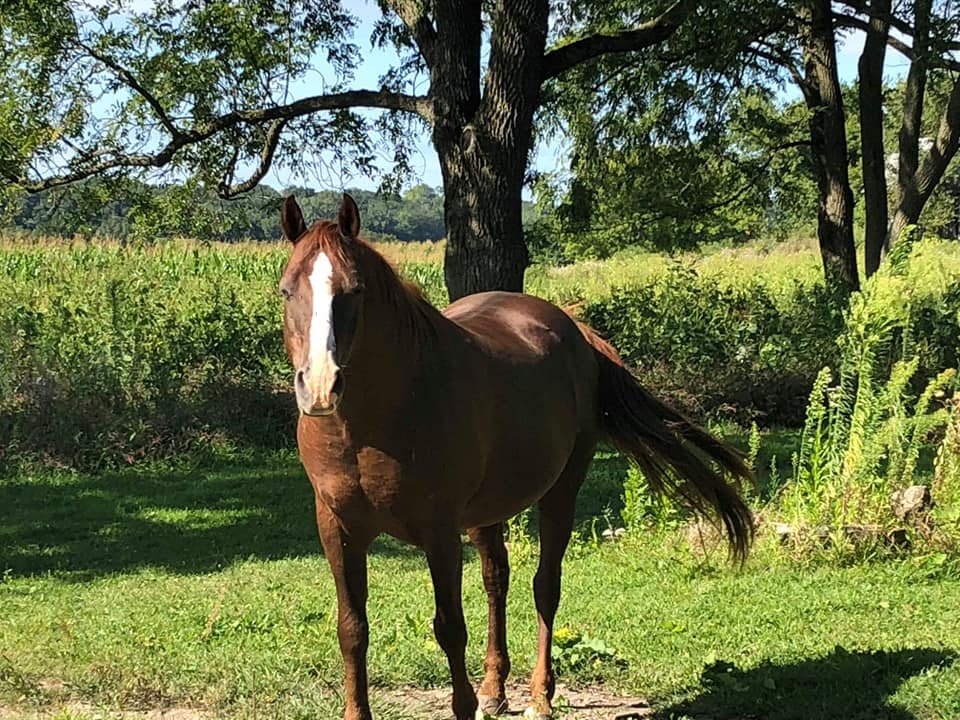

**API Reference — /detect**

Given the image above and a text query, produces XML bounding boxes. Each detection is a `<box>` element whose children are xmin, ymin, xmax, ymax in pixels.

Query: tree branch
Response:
<box><xmin>72</xmin><ymin>39</ymin><xmax>182</xmax><ymax>139</ymax></box>
<box><xmin>698</xmin><ymin>139</ymin><xmax>811</xmax><ymax>213</ymax></box>
<box><xmin>833</xmin><ymin>14</ymin><xmax>960</xmax><ymax>71</ymax></box>
<box><xmin>541</xmin><ymin>0</ymin><xmax>694</xmax><ymax>82</ymax></box>
<box><xmin>751</xmin><ymin>43</ymin><xmax>809</xmax><ymax>97</ymax></box>
<box><xmin>12</xmin><ymin>90</ymin><xmax>432</xmax><ymax>192</ymax></box>
<box><xmin>217</xmin><ymin>118</ymin><xmax>286</xmax><ymax>198</ymax></box>
<box><xmin>897</xmin><ymin>0</ymin><xmax>932</xmax><ymax>215</ymax></box>
<box><xmin>917</xmin><ymin>76</ymin><xmax>960</xmax><ymax>205</ymax></box>
<box><xmin>834</xmin><ymin>0</ymin><xmax>960</xmax><ymax>52</ymax></box>
<box><xmin>382</xmin><ymin>0</ymin><xmax>438</xmax><ymax>67</ymax></box>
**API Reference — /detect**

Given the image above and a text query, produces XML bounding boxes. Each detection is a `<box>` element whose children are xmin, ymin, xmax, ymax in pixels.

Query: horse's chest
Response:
<box><xmin>305</xmin><ymin>442</ymin><xmax>422</xmax><ymax>522</ymax></box>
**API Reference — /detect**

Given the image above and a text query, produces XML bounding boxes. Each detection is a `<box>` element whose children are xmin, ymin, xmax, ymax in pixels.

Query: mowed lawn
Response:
<box><xmin>2</xmin><ymin>451</ymin><xmax>960</xmax><ymax>719</ymax></box>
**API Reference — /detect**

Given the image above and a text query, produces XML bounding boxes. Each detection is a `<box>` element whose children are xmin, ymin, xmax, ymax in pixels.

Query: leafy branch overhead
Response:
<box><xmin>1</xmin><ymin>0</ymin><xmax>692</xmax><ymax>197</ymax></box>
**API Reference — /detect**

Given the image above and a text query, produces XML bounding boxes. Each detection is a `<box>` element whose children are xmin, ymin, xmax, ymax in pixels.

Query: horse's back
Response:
<box><xmin>443</xmin><ymin>291</ymin><xmax>601</xmax><ymax>526</ymax></box>
<box><xmin>444</xmin><ymin>291</ymin><xmax>582</xmax><ymax>357</ymax></box>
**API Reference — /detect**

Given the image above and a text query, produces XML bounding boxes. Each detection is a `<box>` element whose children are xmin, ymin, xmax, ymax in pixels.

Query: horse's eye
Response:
<box><xmin>279</xmin><ymin>285</ymin><xmax>292</xmax><ymax>301</ymax></box>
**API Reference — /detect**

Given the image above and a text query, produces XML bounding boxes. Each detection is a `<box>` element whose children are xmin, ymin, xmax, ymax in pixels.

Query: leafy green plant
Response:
<box><xmin>932</xmin><ymin>397</ymin><xmax>960</xmax><ymax>545</ymax></box>
<box><xmin>550</xmin><ymin>625</ymin><xmax>626</xmax><ymax>679</ymax></box>
<box><xmin>621</xmin><ymin>465</ymin><xmax>680</xmax><ymax>532</ymax></box>
<box><xmin>776</xmin><ymin>229</ymin><xmax>959</xmax><ymax>544</ymax></box>
<box><xmin>504</xmin><ymin>507</ymin><xmax>536</xmax><ymax>563</ymax></box>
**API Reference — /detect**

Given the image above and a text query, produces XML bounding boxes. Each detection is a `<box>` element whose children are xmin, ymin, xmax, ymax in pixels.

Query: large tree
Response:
<box><xmin>544</xmin><ymin>0</ymin><xmax>960</xmax><ymax>294</ymax></box>
<box><xmin>0</xmin><ymin>0</ymin><xmax>697</xmax><ymax>300</ymax></box>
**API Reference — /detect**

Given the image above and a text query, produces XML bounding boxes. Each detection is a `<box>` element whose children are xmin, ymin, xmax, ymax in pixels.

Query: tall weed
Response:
<box><xmin>775</xmin><ymin>229</ymin><xmax>959</xmax><ymax>545</ymax></box>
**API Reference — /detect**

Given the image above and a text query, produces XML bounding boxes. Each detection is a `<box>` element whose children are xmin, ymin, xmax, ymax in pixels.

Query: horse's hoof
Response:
<box><xmin>523</xmin><ymin>706</ymin><xmax>551</xmax><ymax>720</ymax></box>
<box><xmin>477</xmin><ymin>694</ymin><xmax>508</xmax><ymax>716</ymax></box>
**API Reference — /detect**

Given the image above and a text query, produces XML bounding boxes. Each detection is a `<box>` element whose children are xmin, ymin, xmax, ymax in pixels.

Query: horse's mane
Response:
<box><xmin>311</xmin><ymin>221</ymin><xmax>441</xmax><ymax>347</ymax></box>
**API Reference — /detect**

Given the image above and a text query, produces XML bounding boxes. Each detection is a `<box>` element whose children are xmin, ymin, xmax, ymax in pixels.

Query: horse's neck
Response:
<box><xmin>345</xmin><ymin>288</ymin><xmax>445</xmax><ymax>420</ymax></box>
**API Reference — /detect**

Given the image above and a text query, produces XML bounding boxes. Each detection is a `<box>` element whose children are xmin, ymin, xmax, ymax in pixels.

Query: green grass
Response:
<box><xmin>2</xmin><ymin>451</ymin><xmax>959</xmax><ymax>719</ymax></box>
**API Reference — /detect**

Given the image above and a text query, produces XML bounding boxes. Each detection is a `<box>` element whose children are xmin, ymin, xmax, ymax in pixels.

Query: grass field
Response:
<box><xmin>3</xmin><ymin>449</ymin><xmax>960</xmax><ymax>720</ymax></box>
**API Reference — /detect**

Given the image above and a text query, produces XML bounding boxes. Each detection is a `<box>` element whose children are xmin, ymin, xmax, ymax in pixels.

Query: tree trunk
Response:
<box><xmin>434</xmin><ymin>0</ymin><xmax>549</xmax><ymax>300</ymax></box>
<box><xmin>889</xmin><ymin>75</ymin><xmax>960</xmax><ymax>244</ymax></box>
<box><xmin>858</xmin><ymin>0</ymin><xmax>890</xmax><ymax>278</ymax></box>
<box><xmin>888</xmin><ymin>0</ymin><xmax>932</xmax><ymax>250</ymax></box>
<box><xmin>800</xmin><ymin>0</ymin><xmax>860</xmax><ymax>294</ymax></box>
<box><xmin>440</xmin><ymin>145</ymin><xmax>530</xmax><ymax>300</ymax></box>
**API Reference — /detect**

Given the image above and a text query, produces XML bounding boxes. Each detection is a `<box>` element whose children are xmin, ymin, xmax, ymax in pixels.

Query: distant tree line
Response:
<box><xmin>0</xmin><ymin>180</ymin><xmax>451</xmax><ymax>244</ymax></box>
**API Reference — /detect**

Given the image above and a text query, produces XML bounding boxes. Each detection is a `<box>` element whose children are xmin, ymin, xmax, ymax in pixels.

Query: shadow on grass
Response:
<box><xmin>1</xmin><ymin>446</ymin><xmax>634</xmax><ymax>580</ymax></box>
<box><xmin>0</xmin><ymin>453</ymin><xmax>417</xmax><ymax>580</ymax></box>
<box><xmin>656</xmin><ymin>646</ymin><xmax>956</xmax><ymax>720</ymax></box>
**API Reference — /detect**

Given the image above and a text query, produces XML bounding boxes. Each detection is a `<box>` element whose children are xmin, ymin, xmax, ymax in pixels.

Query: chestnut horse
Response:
<box><xmin>278</xmin><ymin>194</ymin><xmax>752</xmax><ymax>720</ymax></box>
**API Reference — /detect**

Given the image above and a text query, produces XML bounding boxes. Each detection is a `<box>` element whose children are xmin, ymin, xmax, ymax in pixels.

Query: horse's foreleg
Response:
<box><xmin>468</xmin><ymin>523</ymin><xmax>511</xmax><ymax>716</ymax></box>
<box><xmin>315</xmin><ymin>500</ymin><xmax>373</xmax><ymax>720</ymax></box>
<box><xmin>425</xmin><ymin>533</ymin><xmax>478</xmax><ymax>720</ymax></box>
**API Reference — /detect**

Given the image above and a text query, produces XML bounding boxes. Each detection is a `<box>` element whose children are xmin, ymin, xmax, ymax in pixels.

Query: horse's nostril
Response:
<box><xmin>332</xmin><ymin>372</ymin><xmax>345</xmax><ymax>397</ymax></box>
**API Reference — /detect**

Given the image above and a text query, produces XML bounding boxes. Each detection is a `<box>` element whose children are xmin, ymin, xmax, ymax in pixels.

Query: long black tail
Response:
<box><xmin>574</xmin><ymin>319</ymin><xmax>754</xmax><ymax>561</ymax></box>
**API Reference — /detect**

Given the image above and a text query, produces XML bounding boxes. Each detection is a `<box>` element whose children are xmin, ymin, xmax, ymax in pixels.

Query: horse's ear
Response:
<box><xmin>338</xmin><ymin>193</ymin><xmax>361</xmax><ymax>239</ymax></box>
<box><xmin>280</xmin><ymin>195</ymin><xmax>308</xmax><ymax>243</ymax></box>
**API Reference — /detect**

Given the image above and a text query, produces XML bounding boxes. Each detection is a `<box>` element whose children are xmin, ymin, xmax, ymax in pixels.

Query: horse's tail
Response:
<box><xmin>572</xmin><ymin>317</ymin><xmax>754</xmax><ymax>561</ymax></box>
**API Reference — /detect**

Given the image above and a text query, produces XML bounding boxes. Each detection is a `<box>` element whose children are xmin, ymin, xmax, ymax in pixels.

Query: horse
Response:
<box><xmin>277</xmin><ymin>194</ymin><xmax>753</xmax><ymax>720</ymax></box>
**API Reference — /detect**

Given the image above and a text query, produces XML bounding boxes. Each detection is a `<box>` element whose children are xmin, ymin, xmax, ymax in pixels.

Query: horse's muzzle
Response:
<box><xmin>295</xmin><ymin>367</ymin><xmax>344</xmax><ymax>416</ymax></box>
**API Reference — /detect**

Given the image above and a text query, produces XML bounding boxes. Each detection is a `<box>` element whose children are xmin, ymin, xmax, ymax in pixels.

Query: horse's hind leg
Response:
<box><xmin>529</xmin><ymin>444</ymin><xmax>594</xmax><ymax>719</ymax></box>
<box><xmin>425</xmin><ymin>531</ymin><xmax>478</xmax><ymax>720</ymax></box>
<box><xmin>468</xmin><ymin>523</ymin><xmax>511</xmax><ymax>716</ymax></box>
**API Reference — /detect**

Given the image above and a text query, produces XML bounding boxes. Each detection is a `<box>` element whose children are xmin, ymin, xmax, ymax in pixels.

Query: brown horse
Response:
<box><xmin>278</xmin><ymin>194</ymin><xmax>752</xmax><ymax>720</ymax></box>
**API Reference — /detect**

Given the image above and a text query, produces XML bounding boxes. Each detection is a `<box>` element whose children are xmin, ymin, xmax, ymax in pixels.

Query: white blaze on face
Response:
<box><xmin>304</xmin><ymin>251</ymin><xmax>339</xmax><ymax>404</ymax></box>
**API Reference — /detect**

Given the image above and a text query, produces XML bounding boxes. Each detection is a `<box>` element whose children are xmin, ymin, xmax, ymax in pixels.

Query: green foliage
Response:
<box><xmin>0</xmin><ymin>241</ymin><xmax>292</xmax><ymax>470</ymax></box>
<box><xmin>776</xmin><ymin>231</ymin><xmax>960</xmax><ymax>541</ymax></box>
<box><xmin>538</xmin><ymin>88</ymin><xmax>814</xmax><ymax>258</ymax></box>
<box><xmin>0</xmin><ymin>1</ymin><xmax>406</xmax><ymax>191</ymax></box>
<box><xmin>575</xmin><ymin>259</ymin><xmax>841</xmax><ymax>424</ymax></box>
<box><xmin>3</xmin><ymin>232</ymin><xmax>959</xmax><ymax>472</ymax></box>
<box><xmin>0</xmin><ymin>235</ymin><xmax>451</xmax><ymax>471</ymax></box>
<box><xmin>621</xmin><ymin>465</ymin><xmax>680</xmax><ymax>532</ymax></box>
<box><xmin>550</xmin><ymin>625</ymin><xmax>625</xmax><ymax>680</ymax></box>
<box><xmin>933</xmin><ymin>397</ymin><xmax>960</xmax><ymax>543</ymax></box>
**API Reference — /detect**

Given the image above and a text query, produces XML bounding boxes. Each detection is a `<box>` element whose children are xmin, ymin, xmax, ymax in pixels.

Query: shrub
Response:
<box><xmin>0</xmin><ymin>242</ymin><xmax>292</xmax><ymax>469</ymax></box>
<box><xmin>577</xmin><ymin>262</ymin><xmax>841</xmax><ymax>424</ymax></box>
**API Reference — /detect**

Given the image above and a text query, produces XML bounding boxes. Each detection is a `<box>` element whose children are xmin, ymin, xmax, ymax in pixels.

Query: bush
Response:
<box><xmin>577</xmin><ymin>262</ymin><xmax>841</xmax><ymax>424</ymax></box>
<box><xmin>2</xmin><ymin>233</ymin><xmax>959</xmax><ymax>472</ymax></box>
<box><xmin>0</xmin><ymin>242</ymin><xmax>292</xmax><ymax>469</ymax></box>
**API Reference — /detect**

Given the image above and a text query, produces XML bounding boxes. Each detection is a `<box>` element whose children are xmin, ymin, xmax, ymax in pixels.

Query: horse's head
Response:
<box><xmin>278</xmin><ymin>194</ymin><xmax>364</xmax><ymax>416</ymax></box>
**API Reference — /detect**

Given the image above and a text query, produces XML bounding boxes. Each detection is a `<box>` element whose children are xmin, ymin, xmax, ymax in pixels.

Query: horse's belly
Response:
<box><xmin>460</xmin><ymin>420</ymin><xmax>581</xmax><ymax>528</ymax></box>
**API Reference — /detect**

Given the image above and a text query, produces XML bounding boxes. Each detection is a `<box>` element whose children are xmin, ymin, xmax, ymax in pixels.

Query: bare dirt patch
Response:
<box><xmin>385</xmin><ymin>681</ymin><xmax>654</xmax><ymax>719</ymax></box>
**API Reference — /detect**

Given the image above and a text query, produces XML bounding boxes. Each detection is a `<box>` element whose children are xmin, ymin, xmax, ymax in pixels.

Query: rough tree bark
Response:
<box><xmin>799</xmin><ymin>0</ymin><xmax>860</xmax><ymax>294</ymax></box>
<box><xmin>857</xmin><ymin>0</ymin><xmax>890</xmax><ymax>278</ymax></box>
<box><xmin>884</xmin><ymin>0</ymin><xmax>960</xmax><ymax>248</ymax></box>
<box><xmin>889</xmin><ymin>0</ymin><xmax>932</xmax><ymax>249</ymax></box>
<box><xmin>889</xmin><ymin>76</ymin><xmax>960</xmax><ymax>245</ymax></box>
<box><xmin>835</xmin><ymin>0</ymin><xmax>960</xmax><ymax>270</ymax></box>
<box><xmin>431</xmin><ymin>0</ymin><xmax>547</xmax><ymax>300</ymax></box>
